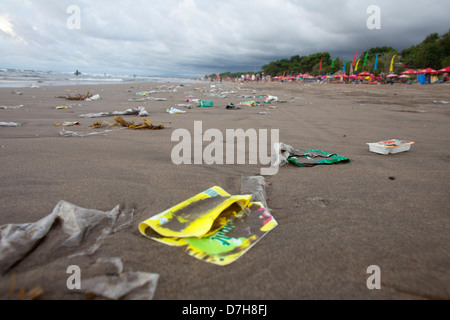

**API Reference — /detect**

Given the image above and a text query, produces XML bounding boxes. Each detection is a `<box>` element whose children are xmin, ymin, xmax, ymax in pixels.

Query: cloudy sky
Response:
<box><xmin>0</xmin><ymin>0</ymin><xmax>449</xmax><ymax>77</ymax></box>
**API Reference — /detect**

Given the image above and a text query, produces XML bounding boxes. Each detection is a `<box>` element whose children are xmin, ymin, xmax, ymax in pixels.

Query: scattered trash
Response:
<box><xmin>57</xmin><ymin>92</ymin><xmax>93</xmax><ymax>101</ymax></box>
<box><xmin>59</xmin><ymin>127</ymin><xmax>126</xmax><ymax>137</ymax></box>
<box><xmin>81</xmin><ymin>258</ymin><xmax>159</xmax><ymax>300</ymax></box>
<box><xmin>11</xmin><ymin>91</ymin><xmax>23</xmax><ymax>95</ymax></box>
<box><xmin>199</xmin><ymin>100</ymin><xmax>214</xmax><ymax>107</ymax></box>
<box><xmin>273</xmin><ymin>143</ymin><xmax>350</xmax><ymax>167</ymax></box>
<box><xmin>113</xmin><ymin>116</ymin><xmax>164</xmax><ymax>130</ymax></box>
<box><xmin>367</xmin><ymin>139</ymin><xmax>415</xmax><ymax>155</ymax></box>
<box><xmin>265</xmin><ymin>95</ymin><xmax>278</xmax><ymax>103</ymax></box>
<box><xmin>55</xmin><ymin>106</ymin><xmax>72</xmax><ymax>110</ymax></box>
<box><xmin>86</xmin><ymin>94</ymin><xmax>101</xmax><ymax>101</ymax></box>
<box><xmin>226</xmin><ymin>103</ymin><xmax>241</xmax><ymax>110</ymax></box>
<box><xmin>8</xmin><ymin>274</ymin><xmax>43</xmax><ymax>300</ymax></box>
<box><xmin>433</xmin><ymin>100</ymin><xmax>449</xmax><ymax>104</ymax></box>
<box><xmin>258</xmin><ymin>111</ymin><xmax>269</xmax><ymax>115</ymax></box>
<box><xmin>79</xmin><ymin>107</ymin><xmax>149</xmax><ymax>118</ymax></box>
<box><xmin>166</xmin><ymin>107</ymin><xmax>186</xmax><ymax>114</ymax></box>
<box><xmin>139</xmin><ymin>186</ymin><xmax>278</xmax><ymax>266</ymax></box>
<box><xmin>55</xmin><ymin>121</ymin><xmax>80</xmax><ymax>127</ymax></box>
<box><xmin>238</xmin><ymin>101</ymin><xmax>258</xmax><ymax>107</ymax></box>
<box><xmin>0</xmin><ymin>200</ymin><xmax>133</xmax><ymax>274</ymax></box>
<box><xmin>1</xmin><ymin>105</ymin><xmax>24</xmax><ymax>110</ymax></box>
<box><xmin>389</xmin><ymin>176</ymin><xmax>396</xmax><ymax>180</ymax></box>
<box><xmin>0</xmin><ymin>122</ymin><xmax>21</xmax><ymax>127</ymax></box>
<box><xmin>240</xmin><ymin>176</ymin><xmax>271</xmax><ymax>213</ymax></box>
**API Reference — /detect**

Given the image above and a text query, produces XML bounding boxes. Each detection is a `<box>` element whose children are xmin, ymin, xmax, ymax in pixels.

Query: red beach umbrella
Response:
<box><xmin>401</xmin><ymin>69</ymin><xmax>417</xmax><ymax>75</ymax></box>
<box><xmin>419</xmin><ymin>68</ymin><xmax>438</xmax><ymax>74</ymax></box>
<box><xmin>438</xmin><ymin>66</ymin><xmax>450</xmax><ymax>73</ymax></box>
<box><xmin>358</xmin><ymin>71</ymin><xmax>372</xmax><ymax>76</ymax></box>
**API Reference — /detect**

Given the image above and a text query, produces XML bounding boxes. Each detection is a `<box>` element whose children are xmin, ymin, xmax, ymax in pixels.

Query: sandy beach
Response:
<box><xmin>0</xmin><ymin>80</ymin><xmax>449</xmax><ymax>300</ymax></box>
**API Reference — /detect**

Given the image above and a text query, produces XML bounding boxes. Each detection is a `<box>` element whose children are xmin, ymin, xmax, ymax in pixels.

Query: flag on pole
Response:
<box><xmin>352</xmin><ymin>50</ymin><xmax>359</xmax><ymax>67</ymax></box>
<box><xmin>363</xmin><ymin>52</ymin><xmax>370</xmax><ymax>66</ymax></box>
<box><xmin>390</xmin><ymin>54</ymin><xmax>398</xmax><ymax>72</ymax></box>
<box><xmin>374</xmin><ymin>53</ymin><xmax>379</xmax><ymax>70</ymax></box>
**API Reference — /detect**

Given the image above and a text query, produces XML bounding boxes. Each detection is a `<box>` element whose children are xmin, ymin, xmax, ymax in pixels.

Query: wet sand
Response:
<box><xmin>0</xmin><ymin>80</ymin><xmax>449</xmax><ymax>300</ymax></box>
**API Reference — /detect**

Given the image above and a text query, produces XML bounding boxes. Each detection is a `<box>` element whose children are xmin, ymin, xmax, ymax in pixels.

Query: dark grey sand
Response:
<box><xmin>0</xmin><ymin>81</ymin><xmax>449</xmax><ymax>299</ymax></box>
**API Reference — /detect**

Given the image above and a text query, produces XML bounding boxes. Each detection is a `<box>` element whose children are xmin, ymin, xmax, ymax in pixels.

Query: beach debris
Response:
<box><xmin>79</xmin><ymin>107</ymin><xmax>149</xmax><ymax>118</ymax></box>
<box><xmin>1</xmin><ymin>105</ymin><xmax>24</xmax><ymax>110</ymax></box>
<box><xmin>199</xmin><ymin>100</ymin><xmax>214</xmax><ymax>107</ymax></box>
<box><xmin>8</xmin><ymin>274</ymin><xmax>44</xmax><ymax>300</ymax></box>
<box><xmin>258</xmin><ymin>111</ymin><xmax>269</xmax><ymax>115</ymax></box>
<box><xmin>57</xmin><ymin>92</ymin><xmax>93</xmax><ymax>101</ymax></box>
<box><xmin>241</xmin><ymin>176</ymin><xmax>271</xmax><ymax>214</ymax></box>
<box><xmin>238</xmin><ymin>101</ymin><xmax>258</xmax><ymax>107</ymax></box>
<box><xmin>86</xmin><ymin>94</ymin><xmax>101</xmax><ymax>101</ymax></box>
<box><xmin>128</xmin><ymin>97</ymin><xmax>167</xmax><ymax>102</ymax></box>
<box><xmin>367</xmin><ymin>139</ymin><xmax>415</xmax><ymax>155</ymax></box>
<box><xmin>265</xmin><ymin>95</ymin><xmax>278</xmax><ymax>103</ymax></box>
<box><xmin>55</xmin><ymin>106</ymin><xmax>72</xmax><ymax>110</ymax></box>
<box><xmin>81</xmin><ymin>260</ymin><xmax>159</xmax><ymax>300</ymax></box>
<box><xmin>226</xmin><ymin>103</ymin><xmax>241</xmax><ymax>110</ymax></box>
<box><xmin>433</xmin><ymin>100</ymin><xmax>449</xmax><ymax>104</ymax></box>
<box><xmin>139</xmin><ymin>186</ymin><xmax>278</xmax><ymax>266</ymax></box>
<box><xmin>272</xmin><ymin>142</ymin><xmax>350</xmax><ymax>168</ymax></box>
<box><xmin>55</xmin><ymin>121</ymin><xmax>80</xmax><ymax>127</ymax></box>
<box><xmin>0</xmin><ymin>201</ymin><xmax>158</xmax><ymax>300</ymax></box>
<box><xmin>10</xmin><ymin>91</ymin><xmax>23</xmax><ymax>95</ymax></box>
<box><xmin>0</xmin><ymin>122</ymin><xmax>21</xmax><ymax>127</ymax></box>
<box><xmin>113</xmin><ymin>116</ymin><xmax>164</xmax><ymax>130</ymax></box>
<box><xmin>166</xmin><ymin>107</ymin><xmax>186</xmax><ymax>114</ymax></box>
<box><xmin>59</xmin><ymin>127</ymin><xmax>125</xmax><ymax>137</ymax></box>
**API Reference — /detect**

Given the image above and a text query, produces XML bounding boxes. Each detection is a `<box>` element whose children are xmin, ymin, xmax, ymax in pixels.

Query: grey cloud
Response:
<box><xmin>0</xmin><ymin>0</ymin><xmax>449</xmax><ymax>76</ymax></box>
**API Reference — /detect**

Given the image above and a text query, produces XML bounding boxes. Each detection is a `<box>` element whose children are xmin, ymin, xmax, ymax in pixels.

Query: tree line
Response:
<box><xmin>207</xmin><ymin>30</ymin><xmax>449</xmax><ymax>79</ymax></box>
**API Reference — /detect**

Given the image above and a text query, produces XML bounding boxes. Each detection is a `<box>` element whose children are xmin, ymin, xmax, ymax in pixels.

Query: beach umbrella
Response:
<box><xmin>401</xmin><ymin>69</ymin><xmax>417</xmax><ymax>75</ymax></box>
<box><xmin>358</xmin><ymin>71</ymin><xmax>372</xmax><ymax>76</ymax></box>
<box><xmin>438</xmin><ymin>66</ymin><xmax>450</xmax><ymax>73</ymax></box>
<box><xmin>386</xmin><ymin>74</ymin><xmax>398</xmax><ymax>78</ymax></box>
<box><xmin>419</xmin><ymin>68</ymin><xmax>438</xmax><ymax>74</ymax></box>
<box><xmin>399</xmin><ymin>75</ymin><xmax>410</xmax><ymax>78</ymax></box>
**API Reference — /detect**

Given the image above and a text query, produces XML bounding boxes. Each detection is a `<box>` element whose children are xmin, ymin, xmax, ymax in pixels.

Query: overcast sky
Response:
<box><xmin>0</xmin><ymin>0</ymin><xmax>449</xmax><ymax>77</ymax></box>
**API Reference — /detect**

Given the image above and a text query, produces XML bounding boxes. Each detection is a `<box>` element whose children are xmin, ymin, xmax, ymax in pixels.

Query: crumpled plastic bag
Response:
<box><xmin>81</xmin><ymin>257</ymin><xmax>159</xmax><ymax>300</ymax></box>
<box><xmin>0</xmin><ymin>201</ymin><xmax>132</xmax><ymax>274</ymax></box>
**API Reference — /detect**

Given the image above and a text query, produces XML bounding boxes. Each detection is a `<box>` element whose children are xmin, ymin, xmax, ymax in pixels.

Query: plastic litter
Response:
<box><xmin>81</xmin><ymin>258</ymin><xmax>159</xmax><ymax>300</ymax></box>
<box><xmin>265</xmin><ymin>95</ymin><xmax>278</xmax><ymax>103</ymax></box>
<box><xmin>240</xmin><ymin>176</ymin><xmax>271</xmax><ymax>213</ymax></box>
<box><xmin>79</xmin><ymin>107</ymin><xmax>149</xmax><ymax>118</ymax></box>
<box><xmin>367</xmin><ymin>139</ymin><xmax>415</xmax><ymax>155</ymax></box>
<box><xmin>226</xmin><ymin>103</ymin><xmax>241</xmax><ymax>110</ymax></box>
<box><xmin>0</xmin><ymin>122</ymin><xmax>21</xmax><ymax>127</ymax></box>
<box><xmin>55</xmin><ymin>121</ymin><xmax>80</xmax><ymax>127</ymax></box>
<box><xmin>139</xmin><ymin>186</ymin><xmax>277</xmax><ymax>266</ymax></box>
<box><xmin>199</xmin><ymin>100</ymin><xmax>214</xmax><ymax>107</ymax></box>
<box><xmin>86</xmin><ymin>94</ymin><xmax>101</xmax><ymax>101</ymax></box>
<box><xmin>272</xmin><ymin>142</ymin><xmax>350</xmax><ymax>167</ymax></box>
<box><xmin>1</xmin><ymin>105</ymin><xmax>24</xmax><ymax>110</ymax></box>
<box><xmin>0</xmin><ymin>200</ymin><xmax>133</xmax><ymax>274</ymax></box>
<box><xmin>166</xmin><ymin>107</ymin><xmax>186</xmax><ymax>114</ymax></box>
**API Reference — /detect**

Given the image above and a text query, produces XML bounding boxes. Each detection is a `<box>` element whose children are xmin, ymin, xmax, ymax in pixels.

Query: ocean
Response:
<box><xmin>0</xmin><ymin>69</ymin><xmax>202</xmax><ymax>88</ymax></box>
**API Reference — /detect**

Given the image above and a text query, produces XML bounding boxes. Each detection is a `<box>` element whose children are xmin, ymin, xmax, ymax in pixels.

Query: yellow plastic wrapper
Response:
<box><xmin>139</xmin><ymin>186</ymin><xmax>278</xmax><ymax>266</ymax></box>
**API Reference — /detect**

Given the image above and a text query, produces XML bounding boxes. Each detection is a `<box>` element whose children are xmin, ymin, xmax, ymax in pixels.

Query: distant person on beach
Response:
<box><xmin>75</xmin><ymin>70</ymin><xmax>80</xmax><ymax>76</ymax></box>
